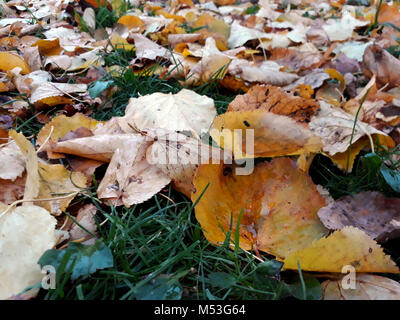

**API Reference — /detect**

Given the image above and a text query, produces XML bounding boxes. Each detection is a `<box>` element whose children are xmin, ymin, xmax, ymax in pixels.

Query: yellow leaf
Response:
<box><xmin>117</xmin><ymin>15</ymin><xmax>144</xmax><ymax>30</ymax></box>
<box><xmin>0</xmin><ymin>52</ymin><xmax>31</xmax><ymax>74</ymax></box>
<box><xmin>191</xmin><ymin>158</ymin><xmax>328</xmax><ymax>259</ymax></box>
<box><xmin>283</xmin><ymin>227</ymin><xmax>400</xmax><ymax>273</ymax></box>
<box><xmin>36</xmin><ymin>162</ymin><xmax>87</xmax><ymax>215</ymax></box>
<box><xmin>211</xmin><ymin>110</ymin><xmax>322</xmax><ymax>159</ymax></box>
<box><xmin>325</xmin><ymin>68</ymin><xmax>345</xmax><ymax>88</ymax></box>
<box><xmin>33</xmin><ymin>39</ymin><xmax>62</xmax><ymax>56</ymax></box>
<box><xmin>36</xmin><ymin>113</ymin><xmax>102</xmax><ymax>159</ymax></box>
<box><xmin>9</xmin><ymin>130</ymin><xmax>39</xmax><ymax>201</ymax></box>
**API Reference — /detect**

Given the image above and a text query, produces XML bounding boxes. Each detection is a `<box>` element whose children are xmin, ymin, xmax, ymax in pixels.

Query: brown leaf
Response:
<box><xmin>227</xmin><ymin>84</ymin><xmax>320</xmax><ymax>123</ymax></box>
<box><xmin>97</xmin><ymin>136</ymin><xmax>170</xmax><ymax>207</ymax></box>
<box><xmin>362</xmin><ymin>44</ymin><xmax>400</xmax><ymax>89</ymax></box>
<box><xmin>318</xmin><ymin>191</ymin><xmax>400</xmax><ymax>242</ymax></box>
<box><xmin>69</xmin><ymin>203</ymin><xmax>98</xmax><ymax>245</ymax></box>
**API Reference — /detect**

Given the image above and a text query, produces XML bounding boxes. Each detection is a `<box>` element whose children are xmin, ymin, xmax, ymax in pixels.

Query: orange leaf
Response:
<box><xmin>0</xmin><ymin>52</ymin><xmax>31</xmax><ymax>74</ymax></box>
<box><xmin>191</xmin><ymin>158</ymin><xmax>328</xmax><ymax>259</ymax></box>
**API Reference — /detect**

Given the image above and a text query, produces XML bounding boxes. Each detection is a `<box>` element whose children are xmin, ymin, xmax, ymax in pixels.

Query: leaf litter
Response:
<box><xmin>0</xmin><ymin>0</ymin><xmax>400</xmax><ymax>300</ymax></box>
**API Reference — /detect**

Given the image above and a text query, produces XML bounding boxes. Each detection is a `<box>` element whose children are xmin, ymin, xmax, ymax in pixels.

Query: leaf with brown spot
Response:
<box><xmin>147</xmin><ymin>130</ymin><xmax>229</xmax><ymax>197</ymax></box>
<box><xmin>97</xmin><ymin>135</ymin><xmax>170</xmax><ymax>207</ymax></box>
<box><xmin>283</xmin><ymin>227</ymin><xmax>400</xmax><ymax>273</ymax></box>
<box><xmin>309</xmin><ymin>101</ymin><xmax>395</xmax><ymax>169</ymax></box>
<box><xmin>191</xmin><ymin>158</ymin><xmax>328</xmax><ymax>259</ymax></box>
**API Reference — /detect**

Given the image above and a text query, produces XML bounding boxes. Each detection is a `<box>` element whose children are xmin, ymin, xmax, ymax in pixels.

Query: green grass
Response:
<box><xmin>38</xmin><ymin>185</ymin><xmax>319</xmax><ymax>300</ymax></box>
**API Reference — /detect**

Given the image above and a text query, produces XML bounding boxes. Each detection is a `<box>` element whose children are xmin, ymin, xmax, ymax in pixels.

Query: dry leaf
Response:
<box><xmin>30</xmin><ymin>82</ymin><xmax>87</xmax><ymax>105</ymax></box>
<box><xmin>69</xmin><ymin>203</ymin><xmax>98</xmax><ymax>245</ymax></box>
<box><xmin>130</xmin><ymin>33</ymin><xmax>170</xmax><ymax>64</ymax></box>
<box><xmin>9</xmin><ymin>130</ymin><xmax>39</xmax><ymax>201</ymax></box>
<box><xmin>362</xmin><ymin>44</ymin><xmax>400</xmax><ymax>89</ymax></box>
<box><xmin>52</xmin><ymin>134</ymin><xmax>136</xmax><ymax>162</ymax></box>
<box><xmin>211</xmin><ymin>109</ymin><xmax>322</xmax><ymax>159</ymax></box>
<box><xmin>322</xmin><ymin>274</ymin><xmax>400</xmax><ymax>300</ymax></box>
<box><xmin>191</xmin><ymin>158</ymin><xmax>328</xmax><ymax>258</ymax></box>
<box><xmin>227</xmin><ymin>20</ymin><xmax>271</xmax><ymax>48</ymax></box>
<box><xmin>36</xmin><ymin>162</ymin><xmax>87</xmax><ymax>215</ymax></box>
<box><xmin>322</xmin><ymin>10</ymin><xmax>369</xmax><ymax>42</ymax></box>
<box><xmin>309</xmin><ymin>101</ymin><xmax>395</xmax><ymax>156</ymax></box>
<box><xmin>147</xmin><ymin>130</ymin><xmax>229</xmax><ymax>197</ymax></box>
<box><xmin>0</xmin><ymin>176</ymin><xmax>25</xmax><ymax>205</ymax></box>
<box><xmin>0</xmin><ymin>139</ymin><xmax>25</xmax><ymax>181</ymax></box>
<box><xmin>36</xmin><ymin>113</ymin><xmax>102</xmax><ymax>159</ymax></box>
<box><xmin>118</xmin><ymin>89</ymin><xmax>216</xmax><ymax>136</ymax></box>
<box><xmin>0</xmin><ymin>205</ymin><xmax>56</xmax><ymax>299</ymax></box>
<box><xmin>283</xmin><ymin>227</ymin><xmax>400</xmax><ymax>273</ymax></box>
<box><xmin>97</xmin><ymin>136</ymin><xmax>170</xmax><ymax>207</ymax></box>
<box><xmin>228</xmin><ymin>59</ymin><xmax>299</xmax><ymax>86</ymax></box>
<box><xmin>227</xmin><ymin>84</ymin><xmax>319</xmax><ymax>123</ymax></box>
<box><xmin>318</xmin><ymin>191</ymin><xmax>400</xmax><ymax>242</ymax></box>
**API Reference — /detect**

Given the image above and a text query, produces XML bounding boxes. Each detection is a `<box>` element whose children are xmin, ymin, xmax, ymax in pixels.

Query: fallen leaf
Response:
<box><xmin>52</xmin><ymin>134</ymin><xmax>134</xmax><ymax>162</ymax></box>
<box><xmin>283</xmin><ymin>227</ymin><xmax>400</xmax><ymax>273</ymax></box>
<box><xmin>228</xmin><ymin>59</ymin><xmax>299</xmax><ymax>86</ymax></box>
<box><xmin>227</xmin><ymin>20</ymin><xmax>271</xmax><ymax>48</ymax></box>
<box><xmin>36</xmin><ymin>113</ymin><xmax>102</xmax><ymax>159</ymax></box>
<box><xmin>0</xmin><ymin>205</ymin><xmax>56</xmax><ymax>299</ymax></box>
<box><xmin>318</xmin><ymin>191</ymin><xmax>400</xmax><ymax>242</ymax></box>
<box><xmin>36</xmin><ymin>162</ymin><xmax>87</xmax><ymax>215</ymax></box>
<box><xmin>211</xmin><ymin>109</ymin><xmax>322</xmax><ymax>159</ymax></box>
<box><xmin>309</xmin><ymin>101</ymin><xmax>395</xmax><ymax>157</ymax></box>
<box><xmin>0</xmin><ymin>176</ymin><xmax>25</xmax><ymax>205</ymax></box>
<box><xmin>30</xmin><ymin>82</ymin><xmax>87</xmax><ymax>106</ymax></box>
<box><xmin>322</xmin><ymin>10</ymin><xmax>369</xmax><ymax>42</ymax></box>
<box><xmin>362</xmin><ymin>44</ymin><xmax>400</xmax><ymax>89</ymax></box>
<box><xmin>322</xmin><ymin>274</ymin><xmax>400</xmax><ymax>300</ymax></box>
<box><xmin>0</xmin><ymin>52</ymin><xmax>31</xmax><ymax>74</ymax></box>
<box><xmin>147</xmin><ymin>130</ymin><xmax>228</xmax><ymax>197</ymax></box>
<box><xmin>9</xmin><ymin>130</ymin><xmax>39</xmax><ymax>201</ymax></box>
<box><xmin>0</xmin><ymin>139</ymin><xmax>25</xmax><ymax>181</ymax></box>
<box><xmin>191</xmin><ymin>158</ymin><xmax>328</xmax><ymax>259</ymax></box>
<box><xmin>227</xmin><ymin>84</ymin><xmax>319</xmax><ymax>123</ymax></box>
<box><xmin>118</xmin><ymin>89</ymin><xmax>216</xmax><ymax>136</ymax></box>
<box><xmin>130</xmin><ymin>33</ymin><xmax>170</xmax><ymax>64</ymax></box>
<box><xmin>69</xmin><ymin>203</ymin><xmax>98</xmax><ymax>245</ymax></box>
<box><xmin>97</xmin><ymin>135</ymin><xmax>170</xmax><ymax>207</ymax></box>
